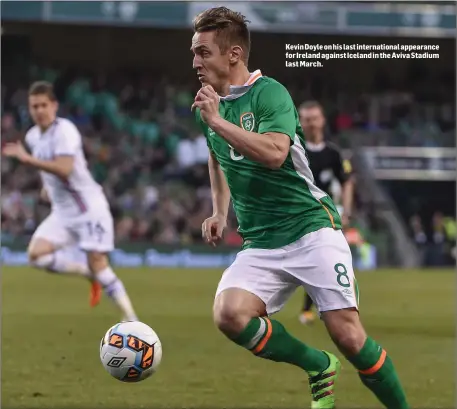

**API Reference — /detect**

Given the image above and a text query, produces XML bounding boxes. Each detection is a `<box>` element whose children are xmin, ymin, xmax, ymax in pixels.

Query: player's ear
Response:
<box><xmin>229</xmin><ymin>45</ymin><xmax>243</xmax><ymax>64</ymax></box>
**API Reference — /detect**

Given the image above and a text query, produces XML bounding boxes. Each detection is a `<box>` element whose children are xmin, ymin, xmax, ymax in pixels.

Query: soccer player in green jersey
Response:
<box><xmin>191</xmin><ymin>7</ymin><xmax>409</xmax><ymax>409</ymax></box>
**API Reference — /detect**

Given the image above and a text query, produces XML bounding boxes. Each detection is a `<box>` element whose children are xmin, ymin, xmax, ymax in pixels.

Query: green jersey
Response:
<box><xmin>195</xmin><ymin>70</ymin><xmax>341</xmax><ymax>250</ymax></box>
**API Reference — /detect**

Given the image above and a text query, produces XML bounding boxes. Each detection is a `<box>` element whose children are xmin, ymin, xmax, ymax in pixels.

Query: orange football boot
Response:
<box><xmin>90</xmin><ymin>280</ymin><xmax>102</xmax><ymax>307</ymax></box>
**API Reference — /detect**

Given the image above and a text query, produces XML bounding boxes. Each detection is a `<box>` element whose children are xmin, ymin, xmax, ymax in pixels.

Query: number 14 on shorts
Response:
<box><xmin>86</xmin><ymin>221</ymin><xmax>105</xmax><ymax>242</ymax></box>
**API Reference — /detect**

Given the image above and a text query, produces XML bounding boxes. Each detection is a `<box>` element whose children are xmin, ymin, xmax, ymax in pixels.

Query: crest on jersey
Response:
<box><xmin>240</xmin><ymin>112</ymin><xmax>255</xmax><ymax>132</ymax></box>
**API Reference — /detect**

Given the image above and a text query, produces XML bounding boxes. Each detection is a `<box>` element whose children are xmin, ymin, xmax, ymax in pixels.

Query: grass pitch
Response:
<box><xmin>2</xmin><ymin>267</ymin><xmax>454</xmax><ymax>408</ymax></box>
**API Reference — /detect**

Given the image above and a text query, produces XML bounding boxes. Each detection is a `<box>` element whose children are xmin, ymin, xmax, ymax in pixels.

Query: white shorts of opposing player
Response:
<box><xmin>216</xmin><ymin>227</ymin><xmax>359</xmax><ymax>315</ymax></box>
<box><xmin>32</xmin><ymin>207</ymin><xmax>138</xmax><ymax>322</ymax></box>
<box><xmin>33</xmin><ymin>208</ymin><xmax>115</xmax><ymax>253</ymax></box>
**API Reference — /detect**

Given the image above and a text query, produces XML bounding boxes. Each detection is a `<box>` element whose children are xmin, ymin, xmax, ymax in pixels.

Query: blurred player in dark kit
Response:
<box><xmin>298</xmin><ymin>101</ymin><xmax>355</xmax><ymax>324</ymax></box>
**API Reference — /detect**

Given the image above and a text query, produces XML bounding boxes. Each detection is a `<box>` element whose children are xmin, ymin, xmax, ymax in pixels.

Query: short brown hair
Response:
<box><xmin>28</xmin><ymin>81</ymin><xmax>57</xmax><ymax>101</ymax></box>
<box><xmin>193</xmin><ymin>7</ymin><xmax>251</xmax><ymax>64</ymax></box>
<box><xmin>299</xmin><ymin>100</ymin><xmax>324</xmax><ymax>112</ymax></box>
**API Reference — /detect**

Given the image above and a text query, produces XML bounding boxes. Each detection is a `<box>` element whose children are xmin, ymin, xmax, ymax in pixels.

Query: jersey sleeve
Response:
<box><xmin>53</xmin><ymin>121</ymin><xmax>81</xmax><ymax>156</ymax></box>
<box><xmin>256</xmin><ymin>82</ymin><xmax>296</xmax><ymax>141</ymax></box>
<box><xmin>333</xmin><ymin>148</ymin><xmax>352</xmax><ymax>184</ymax></box>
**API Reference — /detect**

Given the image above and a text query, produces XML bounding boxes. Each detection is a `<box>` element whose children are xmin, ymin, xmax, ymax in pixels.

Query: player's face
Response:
<box><xmin>299</xmin><ymin>107</ymin><xmax>325</xmax><ymax>140</ymax></box>
<box><xmin>29</xmin><ymin>94</ymin><xmax>58</xmax><ymax>128</ymax></box>
<box><xmin>191</xmin><ymin>31</ymin><xmax>230</xmax><ymax>92</ymax></box>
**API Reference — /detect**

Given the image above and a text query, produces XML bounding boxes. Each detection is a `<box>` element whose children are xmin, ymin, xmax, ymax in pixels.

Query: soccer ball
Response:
<box><xmin>100</xmin><ymin>321</ymin><xmax>162</xmax><ymax>382</ymax></box>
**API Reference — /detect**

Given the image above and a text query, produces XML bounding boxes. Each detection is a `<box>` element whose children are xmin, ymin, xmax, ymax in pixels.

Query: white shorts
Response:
<box><xmin>31</xmin><ymin>209</ymin><xmax>115</xmax><ymax>253</ymax></box>
<box><xmin>216</xmin><ymin>228</ymin><xmax>359</xmax><ymax>315</ymax></box>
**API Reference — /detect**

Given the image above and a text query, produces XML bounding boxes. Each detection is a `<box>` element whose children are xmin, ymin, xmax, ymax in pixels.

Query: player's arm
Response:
<box><xmin>193</xmin><ymin>84</ymin><xmax>294</xmax><ymax>169</ymax></box>
<box><xmin>3</xmin><ymin>123</ymin><xmax>78</xmax><ymax>179</ymax></box>
<box><xmin>23</xmin><ymin>155</ymin><xmax>74</xmax><ymax>179</ymax></box>
<box><xmin>341</xmin><ymin>176</ymin><xmax>354</xmax><ymax>223</ymax></box>
<box><xmin>207</xmin><ymin>121</ymin><xmax>289</xmax><ymax>169</ymax></box>
<box><xmin>208</xmin><ymin>151</ymin><xmax>231</xmax><ymax>219</ymax></box>
<box><xmin>29</xmin><ymin>122</ymin><xmax>80</xmax><ymax>178</ymax></box>
<box><xmin>334</xmin><ymin>150</ymin><xmax>355</xmax><ymax>224</ymax></box>
<box><xmin>194</xmin><ymin>107</ymin><xmax>230</xmax><ymax>219</ymax></box>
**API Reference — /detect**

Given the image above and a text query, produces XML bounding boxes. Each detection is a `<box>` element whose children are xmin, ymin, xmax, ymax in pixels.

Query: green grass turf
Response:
<box><xmin>2</xmin><ymin>267</ymin><xmax>454</xmax><ymax>408</ymax></box>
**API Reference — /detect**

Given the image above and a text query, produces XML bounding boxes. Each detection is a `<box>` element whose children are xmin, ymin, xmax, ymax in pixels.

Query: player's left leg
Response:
<box><xmin>28</xmin><ymin>213</ymin><xmax>91</xmax><ymax>279</ymax></box>
<box><xmin>75</xmin><ymin>209</ymin><xmax>138</xmax><ymax>321</ymax></box>
<box><xmin>297</xmin><ymin>228</ymin><xmax>409</xmax><ymax>409</ymax></box>
<box><xmin>322</xmin><ymin>309</ymin><xmax>409</xmax><ymax>409</ymax></box>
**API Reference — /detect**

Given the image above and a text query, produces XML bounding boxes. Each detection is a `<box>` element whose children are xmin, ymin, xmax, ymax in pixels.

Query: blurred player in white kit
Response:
<box><xmin>2</xmin><ymin>81</ymin><xmax>138</xmax><ymax>322</ymax></box>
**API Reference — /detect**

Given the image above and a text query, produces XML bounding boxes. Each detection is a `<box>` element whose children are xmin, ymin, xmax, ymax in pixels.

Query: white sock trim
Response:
<box><xmin>244</xmin><ymin>318</ymin><xmax>267</xmax><ymax>350</ymax></box>
<box><xmin>94</xmin><ymin>266</ymin><xmax>118</xmax><ymax>287</ymax></box>
<box><xmin>94</xmin><ymin>266</ymin><xmax>138</xmax><ymax>321</ymax></box>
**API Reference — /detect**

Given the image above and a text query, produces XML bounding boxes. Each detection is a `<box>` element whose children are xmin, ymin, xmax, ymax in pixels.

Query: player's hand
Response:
<box><xmin>191</xmin><ymin>85</ymin><xmax>220</xmax><ymax>125</ymax></box>
<box><xmin>202</xmin><ymin>214</ymin><xmax>227</xmax><ymax>247</ymax></box>
<box><xmin>40</xmin><ymin>188</ymin><xmax>50</xmax><ymax>203</ymax></box>
<box><xmin>2</xmin><ymin>142</ymin><xmax>30</xmax><ymax>163</ymax></box>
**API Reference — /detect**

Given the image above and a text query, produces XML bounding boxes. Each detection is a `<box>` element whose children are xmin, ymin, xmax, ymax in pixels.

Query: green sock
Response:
<box><xmin>348</xmin><ymin>337</ymin><xmax>409</xmax><ymax>409</ymax></box>
<box><xmin>233</xmin><ymin>317</ymin><xmax>329</xmax><ymax>374</ymax></box>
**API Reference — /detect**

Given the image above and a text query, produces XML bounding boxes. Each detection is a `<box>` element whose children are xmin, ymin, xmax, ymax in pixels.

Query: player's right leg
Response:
<box><xmin>86</xmin><ymin>250</ymin><xmax>138</xmax><ymax>321</ymax></box>
<box><xmin>291</xmin><ymin>228</ymin><xmax>409</xmax><ymax>409</ymax></box>
<box><xmin>28</xmin><ymin>214</ymin><xmax>91</xmax><ymax>279</ymax></box>
<box><xmin>323</xmin><ymin>309</ymin><xmax>409</xmax><ymax>409</ymax></box>
<box><xmin>75</xmin><ymin>209</ymin><xmax>138</xmax><ymax>321</ymax></box>
<box><xmin>213</xmin><ymin>249</ymin><xmax>334</xmax><ymax>399</ymax></box>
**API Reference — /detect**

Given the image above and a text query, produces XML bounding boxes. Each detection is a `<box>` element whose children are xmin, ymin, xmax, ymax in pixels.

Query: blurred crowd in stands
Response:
<box><xmin>2</xmin><ymin>67</ymin><xmax>237</xmax><ymax>246</ymax></box>
<box><xmin>1</xmin><ymin>65</ymin><xmax>455</xmax><ymax>259</ymax></box>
